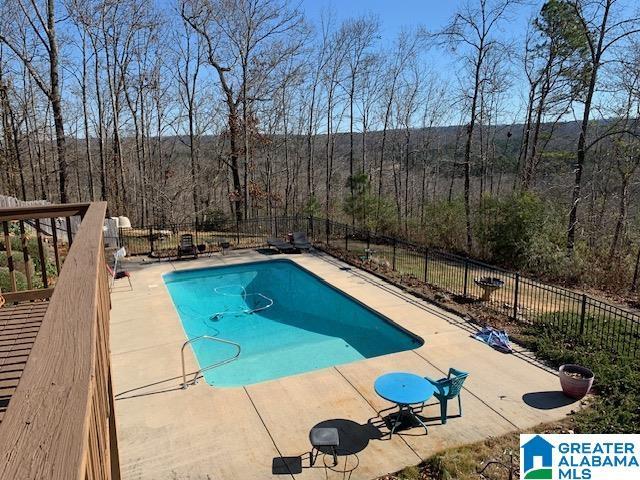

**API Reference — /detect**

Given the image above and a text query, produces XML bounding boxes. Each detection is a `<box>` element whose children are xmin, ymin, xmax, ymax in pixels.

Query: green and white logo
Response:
<box><xmin>520</xmin><ymin>434</ymin><xmax>640</xmax><ymax>480</ymax></box>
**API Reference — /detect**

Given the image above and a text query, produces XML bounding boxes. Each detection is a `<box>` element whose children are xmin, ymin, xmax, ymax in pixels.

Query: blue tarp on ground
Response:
<box><xmin>475</xmin><ymin>327</ymin><xmax>513</xmax><ymax>353</ymax></box>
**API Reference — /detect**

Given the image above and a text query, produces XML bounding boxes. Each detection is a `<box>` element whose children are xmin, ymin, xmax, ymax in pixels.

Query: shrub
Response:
<box><xmin>475</xmin><ymin>192</ymin><xmax>550</xmax><ymax>267</ymax></box>
<box><xmin>0</xmin><ymin>251</ymin><xmax>25</xmax><ymax>270</ymax></box>
<box><xmin>0</xmin><ymin>267</ymin><xmax>28</xmax><ymax>292</ymax></box>
<box><xmin>342</xmin><ymin>174</ymin><xmax>397</xmax><ymax>233</ymax></box>
<box><xmin>421</xmin><ymin>199</ymin><xmax>467</xmax><ymax>253</ymax></box>
<box><xmin>200</xmin><ymin>208</ymin><xmax>228</xmax><ymax>231</ymax></box>
<box><xmin>301</xmin><ymin>196</ymin><xmax>321</xmax><ymax>217</ymax></box>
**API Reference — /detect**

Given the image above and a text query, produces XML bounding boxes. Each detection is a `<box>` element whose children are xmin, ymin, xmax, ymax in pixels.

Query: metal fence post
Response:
<box><xmin>424</xmin><ymin>248</ymin><xmax>429</xmax><ymax>283</ymax></box>
<box><xmin>345</xmin><ymin>225</ymin><xmax>348</xmax><ymax>251</ymax></box>
<box><xmin>149</xmin><ymin>226</ymin><xmax>154</xmax><ymax>255</ymax></box>
<box><xmin>513</xmin><ymin>273</ymin><xmax>520</xmax><ymax>320</ymax></box>
<box><xmin>392</xmin><ymin>239</ymin><xmax>397</xmax><ymax>271</ymax></box>
<box><xmin>463</xmin><ymin>258</ymin><xmax>469</xmax><ymax>297</ymax></box>
<box><xmin>236</xmin><ymin>216</ymin><xmax>240</xmax><ymax>244</ymax></box>
<box><xmin>579</xmin><ymin>294</ymin><xmax>587</xmax><ymax>335</ymax></box>
<box><xmin>325</xmin><ymin>219</ymin><xmax>329</xmax><ymax>245</ymax></box>
<box><xmin>366</xmin><ymin>230</ymin><xmax>371</xmax><ymax>251</ymax></box>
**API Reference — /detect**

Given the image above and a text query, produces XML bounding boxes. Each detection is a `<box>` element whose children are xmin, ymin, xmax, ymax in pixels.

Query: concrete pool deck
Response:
<box><xmin>110</xmin><ymin>249</ymin><xmax>579</xmax><ymax>480</ymax></box>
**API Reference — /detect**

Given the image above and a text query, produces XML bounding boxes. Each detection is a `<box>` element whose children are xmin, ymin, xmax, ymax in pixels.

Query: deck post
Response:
<box><xmin>34</xmin><ymin>219</ymin><xmax>48</xmax><ymax>288</ymax></box>
<box><xmin>2</xmin><ymin>221</ymin><xmax>16</xmax><ymax>291</ymax></box>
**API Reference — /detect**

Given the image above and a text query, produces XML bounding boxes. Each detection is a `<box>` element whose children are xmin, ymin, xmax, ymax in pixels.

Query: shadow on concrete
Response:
<box><xmin>255</xmin><ymin>248</ymin><xmax>280</xmax><ymax>256</ymax></box>
<box><xmin>371</xmin><ymin>403</ymin><xmax>447</xmax><ymax>438</ymax></box>
<box><xmin>114</xmin><ymin>371</ymin><xmax>210</xmax><ymax>400</ymax></box>
<box><xmin>110</xmin><ymin>283</ymin><xmax>134</xmax><ymax>293</ymax></box>
<box><xmin>522</xmin><ymin>391</ymin><xmax>577</xmax><ymax>410</ymax></box>
<box><xmin>311</xmin><ymin>418</ymin><xmax>382</xmax><ymax>455</ymax></box>
<box><xmin>271</xmin><ymin>418</ymin><xmax>382</xmax><ymax>476</ymax></box>
<box><xmin>271</xmin><ymin>456</ymin><xmax>303</xmax><ymax>475</ymax></box>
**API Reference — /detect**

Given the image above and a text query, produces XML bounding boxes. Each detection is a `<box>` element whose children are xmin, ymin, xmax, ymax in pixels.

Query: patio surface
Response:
<box><xmin>110</xmin><ymin>249</ymin><xmax>579</xmax><ymax>480</ymax></box>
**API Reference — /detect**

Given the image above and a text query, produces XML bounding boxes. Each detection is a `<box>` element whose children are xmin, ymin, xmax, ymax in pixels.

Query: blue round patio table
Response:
<box><xmin>374</xmin><ymin>372</ymin><xmax>435</xmax><ymax>437</ymax></box>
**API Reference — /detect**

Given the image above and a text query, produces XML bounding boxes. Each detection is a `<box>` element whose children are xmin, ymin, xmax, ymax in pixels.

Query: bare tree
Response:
<box><xmin>0</xmin><ymin>0</ymin><xmax>68</xmax><ymax>201</ymax></box>
<box><xmin>376</xmin><ymin>30</ymin><xmax>419</xmax><ymax>225</ymax></box>
<box><xmin>173</xmin><ymin>18</ymin><xmax>205</xmax><ymax>222</ymax></box>
<box><xmin>439</xmin><ymin>0</ymin><xmax>520</xmax><ymax>251</ymax></box>
<box><xmin>181</xmin><ymin>0</ymin><xmax>304</xmax><ymax>221</ymax></box>
<box><xmin>341</xmin><ymin>16</ymin><xmax>379</xmax><ymax>222</ymax></box>
<box><xmin>566</xmin><ymin>0</ymin><xmax>640</xmax><ymax>255</ymax></box>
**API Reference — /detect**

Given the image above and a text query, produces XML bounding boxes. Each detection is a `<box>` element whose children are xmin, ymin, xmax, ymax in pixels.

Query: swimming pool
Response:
<box><xmin>163</xmin><ymin>259</ymin><xmax>422</xmax><ymax>387</ymax></box>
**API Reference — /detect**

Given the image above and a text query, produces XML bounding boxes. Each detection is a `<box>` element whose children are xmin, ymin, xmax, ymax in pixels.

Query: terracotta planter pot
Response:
<box><xmin>559</xmin><ymin>364</ymin><xmax>594</xmax><ymax>399</ymax></box>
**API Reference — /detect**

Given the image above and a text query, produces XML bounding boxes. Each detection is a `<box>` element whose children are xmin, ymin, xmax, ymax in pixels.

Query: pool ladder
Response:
<box><xmin>181</xmin><ymin>335</ymin><xmax>241</xmax><ymax>389</ymax></box>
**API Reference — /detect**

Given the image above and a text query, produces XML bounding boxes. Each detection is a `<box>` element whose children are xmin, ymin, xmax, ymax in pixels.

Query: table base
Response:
<box><xmin>386</xmin><ymin>404</ymin><xmax>428</xmax><ymax>437</ymax></box>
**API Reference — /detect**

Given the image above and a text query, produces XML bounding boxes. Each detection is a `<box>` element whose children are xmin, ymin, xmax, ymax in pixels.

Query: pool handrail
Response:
<box><xmin>181</xmin><ymin>335</ymin><xmax>241</xmax><ymax>388</ymax></box>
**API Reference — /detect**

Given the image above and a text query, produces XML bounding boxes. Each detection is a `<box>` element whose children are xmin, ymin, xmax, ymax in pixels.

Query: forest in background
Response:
<box><xmin>1</xmin><ymin>0</ymin><xmax>640</xmax><ymax>295</ymax></box>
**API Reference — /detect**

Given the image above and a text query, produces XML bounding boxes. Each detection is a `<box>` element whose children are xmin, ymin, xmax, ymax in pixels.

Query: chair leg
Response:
<box><xmin>458</xmin><ymin>394</ymin><xmax>463</xmax><ymax>417</ymax></box>
<box><xmin>310</xmin><ymin>447</ymin><xmax>317</xmax><ymax>466</ymax></box>
<box><xmin>128</xmin><ymin>277</ymin><xmax>133</xmax><ymax>290</ymax></box>
<box><xmin>331</xmin><ymin>446</ymin><xmax>338</xmax><ymax>466</ymax></box>
<box><xmin>440</xmin><ymin>399</ymin><xmax>448</xmax><ymax>424</ymax></box>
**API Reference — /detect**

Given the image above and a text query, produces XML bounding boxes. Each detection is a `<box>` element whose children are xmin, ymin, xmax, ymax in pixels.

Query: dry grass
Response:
<box><xmin>377</xmin><ymin>421</ymin><xmax>572</xmax><ymax>480</ymax></box>
<box><xmin>335</xmin><ymin>238</ymin><xmax>583</xmax><ymax>318</ymax></box>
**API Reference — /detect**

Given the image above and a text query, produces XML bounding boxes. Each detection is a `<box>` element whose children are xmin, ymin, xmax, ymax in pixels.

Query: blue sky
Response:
<box><xmin>299</xmin><ymin>0</ymin><xmax>455</xmax><ymax>34</ymax></box>
<box><xmin>299</xmin><ymin>0</ymin><xmax>538</xmax><ymax>123</ymax></box>
<box><xmin>299</xmin><ymin>0</ymin><xmax>534</xmax><ymax>42</ymax></box>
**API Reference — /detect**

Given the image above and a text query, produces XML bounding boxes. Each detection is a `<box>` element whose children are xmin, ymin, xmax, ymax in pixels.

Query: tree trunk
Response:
<box><xmin>463</xmin><ymin>48</ymin><xmax>483</xmax><ymax>252</ymax></box>
<box><xmin>349</xmin><ymin>78</ymin><xmax>355</xmax><ymax>224</ymax></box>
<box><xmin>47</xmin><ymin>0</ymin><xmax>67</xmax><ymax>202</ymax></box>
<box><xmin>608</xmin><ymin>175</ymin><xmax>629</xmax><ymax>262</ymax></box>
<box><xmin>81</xmin><ymin>35</ymin><xmax>95</xmax><ymax>201</ymax></box>
<box><xmin>566</xmin><ymin>1</ymin><xmax>610</xmax><ymax>255</ymax></box>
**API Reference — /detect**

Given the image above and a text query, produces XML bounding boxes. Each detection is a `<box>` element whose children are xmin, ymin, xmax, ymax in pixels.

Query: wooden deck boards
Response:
<box><xmin>0</xmin><ymin>301</ymin><xmax>48</xmax><ymax>423</ymax></box>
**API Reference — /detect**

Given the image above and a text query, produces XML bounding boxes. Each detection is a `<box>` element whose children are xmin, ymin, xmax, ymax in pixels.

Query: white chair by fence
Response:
<box><xmin>107</xmin><ymin>247</ymin><xmax>132</xmax><ymax>290</ymax></box>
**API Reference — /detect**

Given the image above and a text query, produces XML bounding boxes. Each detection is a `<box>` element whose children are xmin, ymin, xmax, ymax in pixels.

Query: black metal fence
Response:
<box><xmin>118</xmin><ymin>216</ymin><xmax>309</xmax><ymax>257</ymax></box>
<box><xmin>118</xmin><ymin>215</ymin><xmax>640</xmax><ymax>359</ymax></box>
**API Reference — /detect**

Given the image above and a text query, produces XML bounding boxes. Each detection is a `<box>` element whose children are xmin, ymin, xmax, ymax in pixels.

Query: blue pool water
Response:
<box><xmin>163</xmin><ymin>259</ymin><xmax>422</xmax><ymax>387</ymax></box>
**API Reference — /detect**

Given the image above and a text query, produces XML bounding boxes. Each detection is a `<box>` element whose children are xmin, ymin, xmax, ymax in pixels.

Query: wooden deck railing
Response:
<box><xmin>0</xmin><ymin>202</ymin><xmax>92</xmax><ymax>302</ymax></box>
<box><xmin>0</xmin><ymin>202</ymin><xmax>120</xmax><ymax>479</ymax></box>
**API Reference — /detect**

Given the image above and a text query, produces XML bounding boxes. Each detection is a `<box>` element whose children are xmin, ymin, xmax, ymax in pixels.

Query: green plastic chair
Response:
<box><xmin>425</xmin><ymin>368</ymin><xmax>469</xmax><ymax>424</ymax></box>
